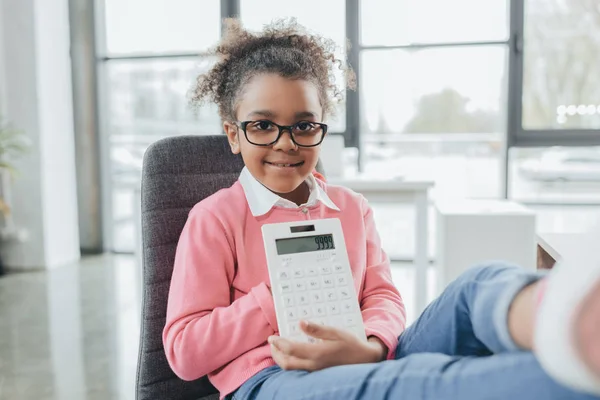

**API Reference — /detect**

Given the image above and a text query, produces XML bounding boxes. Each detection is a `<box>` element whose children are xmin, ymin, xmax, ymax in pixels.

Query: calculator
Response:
<box><xmin>261</xmin><ymin>218</ymin><xmax>367</xmax><ymax>343</ymax></box>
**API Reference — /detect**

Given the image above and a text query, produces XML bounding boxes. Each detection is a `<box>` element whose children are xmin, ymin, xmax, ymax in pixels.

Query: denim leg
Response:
<box><xmin>397</xmin><ymin>262</ymin><xmax>545</xmax><ymax>358</ymax></box>
<box><xmin>233</xmin><ymin>354</ymin><xmax>600</xmax><ymax>400</ymax></box>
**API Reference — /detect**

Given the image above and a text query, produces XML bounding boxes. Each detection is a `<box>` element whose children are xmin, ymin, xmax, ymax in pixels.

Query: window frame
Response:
<box><xmin>352</xmin><ymin>0</ymin><xmax>513</xmax><ymax>176</ymax></box>
<box><xmin>507</xmin><ymin>0</ymin><xmax>600</xmax><ymax>149</ymax></box>
<box><xmin>91</xmin><ymin>0</ymin><xmax>599</xmax><ymax>251</ymax></box>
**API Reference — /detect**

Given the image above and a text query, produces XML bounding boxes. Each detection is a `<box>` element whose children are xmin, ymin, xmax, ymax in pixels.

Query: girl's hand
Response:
<box><xmin>268</xmin><ymin>321</ymin><xmax>387</xmax><ymax>371</ymax></box>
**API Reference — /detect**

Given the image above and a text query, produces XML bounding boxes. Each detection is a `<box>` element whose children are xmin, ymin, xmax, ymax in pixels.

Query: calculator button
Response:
<box><xmin>289</xmin><ymin>322</ymin><xmax>300</xmax><ymax>334</ymax></box>
<box><xmin>330</xmin><ymin>316</ymin><xmax>343</xmax><ymax>327</ymax></box>
<box><xmin>279</xmin><ymin>271</ymin><xmax>290</xmax><ymax>280</ymax></box>
<box><xmin>296</xmin><ymin>293</ymin><xmax>309</xmax><ymax>305</ymax></box>
<box><xmin>307</xmin><ymin>267</ymin><xmax>318</xmax><ymax>276</ymax></box>
<box><xmin>293</xmin><ymin>269</ymin><xmax>304</xmax><ymax>278</ymax></box>
<box><xmin>335</xmin><ymin>274</ymin><xmax>347</xmax><ymax>286</ymax></box>
<box><xmin>294</xmin><ymin>281</ymin><xmax>307</xmax><ymax>291</ymax></box>
<box><xmin>325</xmin><ymin>289</ymin><xmax>337</xmax><ymax>301</ymax></box>
<box><xmin>322</xmin><ymin>277</ymin><xmax>334</xmax><ymax>288</ymax></box>
<box><xmin>308</xmin><ymin>278</ymin><xmax>320</xmax><ymax>289</ymax></box>
<box><xmin>338</xmin><ymin>288</ymin><xmax>351</xmax><ymax>299</ymax></box>
<box><xmin>320</xmin><ymin>266</ymin><xmax>332</xmax><ymax>274</ymax></box>
<box><xmin>334</xmin><ymin>264</ymin><xmax>344</xmax><ymax>273</ymax></box>
<box><xmin>307</xmin><ymin>337</ymin><xmax>318</xmax><ymax>344</ymax></box>
<box><xmin>286</xmin><ymin>308</ymin><xmax>298</xmax><ymax>321</ymax></box>
<box><xmin>344</xmin><ymin>315</ymin><xmax>358</xmax><ymax>327</ymax></box>
<box><xmin>299</xmin><ymin>306</ymin><xmax>312</xmax><ymax>318</ymax></box>
<box><xmin>280</xmin><ymin>283</ymin><xmax>292</xmax><ymax>293</ymax></box>
<box><xmin>313</xmin><ymin>305</ymin><xmax>327</xmax><ymax>317</ymax></box>
<box><xmin>311</xmin><ymin>291</ymin><xmax>323</xmax><ymax>303</ymax></box>
<box><xmin>327</xmin><ymin>304</ymin><xmax>340</xmax><ymax>315</ymax></box>
<box><xmin>283</xmin><ymin>295</ymin><xmax>294</xmax><ymax>307</ymax></box>
<box><xmin>341</xmin><ymin>301</ymin><xmax>354</xmax><ymax>313</ymax></box>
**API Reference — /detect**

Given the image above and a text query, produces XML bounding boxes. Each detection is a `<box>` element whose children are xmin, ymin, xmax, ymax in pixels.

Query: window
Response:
<box><xmin>361</xmin><ymin>0</ymin><xmax>508</xmax><ymax>45</ymax></box>
<box><xmin>107</xmin><ymin>58</ymin><xmax>220</xmax><ymax>249</ymax></box>
<box><xmin>508</xmin><ymin>0</ymin><xmax>600</xmax><ymax>222</ymax></box>
<box><xmin>359</xmin><ymin>0</ymin><xmax>509</xmax><ymax>200</ymax></box>
<box><xmin>509</xmin><ymin>146</ymin><xmax>600</xmax><ymax>202</ymax></box>
<box><xmin>508</xmin><ymin>146</ymin><xmax>600</xmax><ymax>239</ymax></box>
<box><xmin>104</xmin><ymin>0</ymin><xmax>220</xmax><ymax>55</ymax></box>
<box><xmin>106</xmin><ymin>58</ymin><xmax>220</xmax><ymax>141</ymax></box>
<box><xmin>95</xmin><ymin>0</ymin><xmax>600</xmax><ymax>254</ymax></box>
<box><xmin>99</xmin><ymin>0</ymin><xmax>221</xmax><ymax>252</ymax></box>
<box><xmin>361</xmin><ymin>47</ymin><xmax>506</xmax><ymax>136</ymax></box>
<box><xmin>522</xmin><ymin>0</ymin><xmax>600</xmax><ymax>130</ymax></box>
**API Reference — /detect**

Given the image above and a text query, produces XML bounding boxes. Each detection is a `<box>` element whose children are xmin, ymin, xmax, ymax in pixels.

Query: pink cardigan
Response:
<box><xmin>163</xmin><ymin>178</ymin><xmax>406</xmax><ymax>398</ymax></box>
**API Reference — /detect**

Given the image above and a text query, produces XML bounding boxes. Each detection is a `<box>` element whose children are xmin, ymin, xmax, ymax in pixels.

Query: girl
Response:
<box><xmin>163</xmin><ymin>19</ymin><xmax>600</xmax><ymax>400</ymax></box>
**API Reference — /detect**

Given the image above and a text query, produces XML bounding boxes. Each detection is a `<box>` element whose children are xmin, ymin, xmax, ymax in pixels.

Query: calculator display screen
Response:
<box><xmin>275</xmin><ymin>234</ymin><xmax>335</xmax><ymax>255</ymax></box>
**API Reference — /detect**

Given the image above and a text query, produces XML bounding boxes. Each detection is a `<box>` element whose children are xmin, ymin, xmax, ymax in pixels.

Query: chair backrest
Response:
<box><xmin>136</xmin><ymin>134</ymin><xmax>327</xmax><ymax>400</ymax></box>
<box><xmin>136</xmin><ymin>135</ymin><xmax>243</xmax><ymax>400</ymax></box>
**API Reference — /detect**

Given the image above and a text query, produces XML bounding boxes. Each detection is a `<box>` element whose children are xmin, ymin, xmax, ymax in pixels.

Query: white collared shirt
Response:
<box><xmin>239</xmin><ymin>167</ymin><xmax>340</xmax><ymax>217</ymax></box>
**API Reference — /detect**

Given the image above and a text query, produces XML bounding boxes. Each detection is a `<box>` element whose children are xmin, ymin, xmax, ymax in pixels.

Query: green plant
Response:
<box><xmin>0</xmin><ymin>116</ymin><xmax>29</xmax><ymax>175</ymax></box>
<box><xmin>0</xmin><ymin>116</ymin><xmax>29</xmax><ymax>216</ymax></box>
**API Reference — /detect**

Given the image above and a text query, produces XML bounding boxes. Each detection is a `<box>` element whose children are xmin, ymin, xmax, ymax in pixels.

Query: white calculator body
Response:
<box><xmin>262</xmin><ymin>218</ymin><xmax>367</xmax><ymax>343</ymax></box>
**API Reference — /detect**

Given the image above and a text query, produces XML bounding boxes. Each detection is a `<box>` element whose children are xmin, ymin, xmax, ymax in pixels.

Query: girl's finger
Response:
<box><xmin>270</xmin><ymin>335</ymin><xmax>320</xmax><ymax>359</ymax></box>
<box><xmin>300</xmin><ymin>320</ymin><xmax>344</xmax><ymax>340</ymax></box>
<box><xmin>271</xmin><ymin>343</ymin><xmax>318</xmax><ymax>371</ymax></box>
<box><xmin>270</xmin><ymin>344</ymin><xmax>288</xmax><ymax>368</ymax></box>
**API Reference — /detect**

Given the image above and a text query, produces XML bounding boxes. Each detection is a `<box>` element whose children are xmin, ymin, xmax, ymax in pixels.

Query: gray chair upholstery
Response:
<box><xmin>136</xmin><ymin>134</ymin><xmax>326</xmax><ymax>400</ymax></box>
<box><xmin>137</xmin><ymin>135</ymin><xmax>243</xmax><ymax>400</ymax></box>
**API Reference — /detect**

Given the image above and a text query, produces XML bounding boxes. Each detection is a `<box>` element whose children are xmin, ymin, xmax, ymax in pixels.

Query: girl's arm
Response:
<box><xmin>162</xmin><ymin>206</ymin><xmax>277</xmax><ymax>381</ymax></box>
<box><xmin>359</xmin><ymin>198</ymin><xmax>407</xmax><ymax>359</ymax></box>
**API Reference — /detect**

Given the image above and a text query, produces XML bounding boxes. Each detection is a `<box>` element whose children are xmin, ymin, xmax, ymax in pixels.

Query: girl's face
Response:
<box><xmin>224</xmin><ymin>73</ymin><xmax>324</xmax><ymax>201</ymax></box>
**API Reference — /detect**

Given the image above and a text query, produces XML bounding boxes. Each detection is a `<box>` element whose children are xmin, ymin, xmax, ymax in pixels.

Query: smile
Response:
<box><xmin>265</xmin><ymin>161</ymin><xmax>304</xmax><ymax>168</ymax></box>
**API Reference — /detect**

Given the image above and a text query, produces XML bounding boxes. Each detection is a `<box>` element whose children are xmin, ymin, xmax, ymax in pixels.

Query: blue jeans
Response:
<box><xmin>230</xmin><ymin>262</ymin><xmax>600</xmax><ymax>400</ymax></box>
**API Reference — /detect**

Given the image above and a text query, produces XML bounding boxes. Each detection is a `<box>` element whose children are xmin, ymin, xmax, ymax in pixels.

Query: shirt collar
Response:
<box><xmin>239</xmin><ymin>166</ymin><xmax>340</xmax><ymax>217</ymax></box>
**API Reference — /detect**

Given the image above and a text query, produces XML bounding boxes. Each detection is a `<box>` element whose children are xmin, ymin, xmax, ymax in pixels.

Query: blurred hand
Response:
<box><xmin>268</xmin><ymin>321</ymin><xmax>387</xmax><ymax>371</ymax></box>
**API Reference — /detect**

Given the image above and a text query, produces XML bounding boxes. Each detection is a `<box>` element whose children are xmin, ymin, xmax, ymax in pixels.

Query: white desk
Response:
<box><xmin>328</xmin><ymin>177</ymin><xmax>435</xmax><ymax>314</ymax></box>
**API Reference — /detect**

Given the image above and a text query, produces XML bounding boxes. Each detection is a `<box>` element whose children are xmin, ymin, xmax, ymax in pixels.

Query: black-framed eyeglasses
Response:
<box><xmin>236</xmin><ymin>120</ymin><xmax>328</xmax><ymax>147</ymax></box>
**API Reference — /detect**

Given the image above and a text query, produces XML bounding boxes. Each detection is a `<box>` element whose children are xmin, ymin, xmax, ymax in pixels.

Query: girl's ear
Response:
<box><xmin>223</xmin><ymin>121</ymin><xmax>241</xmax><ymax>154</ymax></box>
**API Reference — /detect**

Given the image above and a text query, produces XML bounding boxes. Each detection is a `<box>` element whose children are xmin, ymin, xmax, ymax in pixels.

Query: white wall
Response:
<box><xmin>36</xmin><ymin>0</ymin><xmax>80</xmax><ymax>266</ymax></box>
<box><xmin>0</xmin><ymin>0</ymin><xmax>80</xmax><ymax>269</ymax></box>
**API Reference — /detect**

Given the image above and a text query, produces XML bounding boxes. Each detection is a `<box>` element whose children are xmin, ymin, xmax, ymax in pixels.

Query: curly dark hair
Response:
<box><xmin>189</xmin><ymin>18</ymin><xmax>355</xmax><ymax>123</ymax></box>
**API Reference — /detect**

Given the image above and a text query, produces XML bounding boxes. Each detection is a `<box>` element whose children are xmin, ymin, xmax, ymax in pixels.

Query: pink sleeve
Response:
<box><xmin>359</xmin><ymin>198</ymin><xmax>407</xmax><ymax>360</ymax></box>
<box><xmin>162</xmin><ymin>206</ymin><xmax>277</xmax><ymax>381</ymax></box>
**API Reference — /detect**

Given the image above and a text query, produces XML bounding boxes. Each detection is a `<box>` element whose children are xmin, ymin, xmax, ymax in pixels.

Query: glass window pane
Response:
<box><xmin>509</xmin><ymin>146</ymin><xmax>600</xmax><ymax>203</ymax></box>
<box><xmin>361</xmin><ymin>0</ymin><xmax>508</xmax><ymax>46</ymax></box>
<box><xmin>360</xmin><ymin>47</ymin><xmax>507</xmax><ymax>199</ymax></box>
<box><xmin>509</xmin><ymin>147</ymin><xmax>600</xmax><ymax>240</ymax></box>
<box><xmin>361</xmin><ymin>47</ymin><xmax>506</xmax><ymax>135</ymax></box>
<box><xmin>240</xmin><ymin>0</ymin><xmax>346</xmax><ymax>132</ymax></box>
<box><xmin>523</xmin><ymin>0</ymin><xmax>600</xmax><ymax>129</ymax></box>
<box><xmin>105</xmin><ymin>57</ymin><xmax>221</xmax><ymax>252</ymax></box>
<box><xmin>106</xmin><ymin>58</ymin><xmax>220</xmax><ymax>140</ymax></box>
<box><xmin>104</xmin><ymin>0</ymin><xmax>220</xmax><ymax>55</ymax></box>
